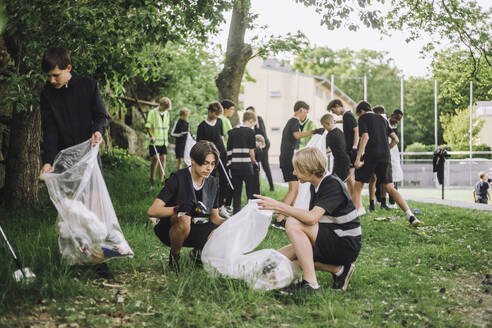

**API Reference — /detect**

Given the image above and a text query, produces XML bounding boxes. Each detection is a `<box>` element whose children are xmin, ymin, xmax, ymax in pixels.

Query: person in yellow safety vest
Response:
<box><xmin>297</xmin><ymin>117</ymin><xmax>318</xmax><ymax>149</ymax></box>
<box><xmin>146</xmin><ymin>96</ymin><xmax>171</xmax><ymax>184</ymax></box>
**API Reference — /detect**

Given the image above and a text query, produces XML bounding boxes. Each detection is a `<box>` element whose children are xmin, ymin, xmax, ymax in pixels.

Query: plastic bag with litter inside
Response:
<box><xmin>40</xmin><ymin>140</ymin><xmax>133</xmax><ymax>265</ymax></box>
<box><xmin>202</xmin><ymin>200</ymin><xmax>301</xmax><ymax>290</ymax></box>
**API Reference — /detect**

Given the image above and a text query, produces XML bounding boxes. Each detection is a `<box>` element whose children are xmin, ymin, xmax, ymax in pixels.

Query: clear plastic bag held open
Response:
<box><xmin>40</xmin><ymin>140</ymin><xmax>133</xmax><ymax>265</ymax></box>
<box><xmin>294</xmin><ymin>131</ymin><xmax>328</xmax><ymax>210</ymax></box>
<box><xmin>202</xmin><ymin>200</ymin><xmax>301</xmax><ymax>290</ymax></box>
<box><xmin>183</xmin><ymin>133</ymin><xmax>197</xmax><ymax>167</ymax></box>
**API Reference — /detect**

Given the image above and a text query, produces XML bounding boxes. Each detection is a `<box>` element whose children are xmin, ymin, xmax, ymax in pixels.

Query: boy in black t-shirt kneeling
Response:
<box><xmin>148</xmin><ymin>141</ymin><xmax>227</xmax><ymax>270</ymax></box>
<box><xmin>256</xmin><ymin>147</ymin><xmax>361</xmax><ymax>293</ymax></box>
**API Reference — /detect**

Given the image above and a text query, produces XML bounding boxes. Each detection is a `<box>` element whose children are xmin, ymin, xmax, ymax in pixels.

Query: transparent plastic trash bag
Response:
<box><xmin>183</xmin><ymin>133</ymin><xmax>197</xmax><ymax>166</ymax></box>
<box><xmin>202</xmin><ymin>200</ymin><xmax>301</xmax><ymax>290</ymax></box>
<box><xmin>40</xmin><ymin>140</ymin><xmax>133</xmax><ymax>265</ymax></box>
<box><xmin>294</xmin><ymin>131</ymin><xmax>328</xmax><ymax>210</ymax></box>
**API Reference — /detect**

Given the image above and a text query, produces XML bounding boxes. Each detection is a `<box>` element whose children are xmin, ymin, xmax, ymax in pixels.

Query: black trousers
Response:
<box><xmin>232</xmin><ymin>174</ymin><xmax>255</xmax><ymax>214</ymax></box>
<box><xmin>260</xmin><ymin>146</ymin><xmax>274</xmax><ymax>190</ymax></box>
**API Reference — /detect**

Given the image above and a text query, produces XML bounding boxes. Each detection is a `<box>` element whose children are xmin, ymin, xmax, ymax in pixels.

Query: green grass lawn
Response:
<box><xmin>0</xmin><ymin>152</ymin><xmax>490</xmax><ymax>327</ymax></box>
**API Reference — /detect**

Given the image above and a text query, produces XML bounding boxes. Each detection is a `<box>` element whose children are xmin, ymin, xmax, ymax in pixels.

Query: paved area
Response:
<box><xmin>267</xmin><ymin>163</ymin><xmax>492</xmax><ymax>212</ymax></box>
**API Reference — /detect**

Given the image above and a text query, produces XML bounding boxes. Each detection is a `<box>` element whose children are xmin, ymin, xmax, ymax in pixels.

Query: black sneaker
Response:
<box><xmin>271</xmin><ymin>220</ymin><xmax>286</xmax><ymax>230</ymax></box>
<box><xmin>278</xmin><ymin>280</ymin><xmax>321</xmax><ymax>296</ymax></box>
<box><xmin>168</xmin><ymin>253</ymin><xmax>181</xmax><ymax>271</ymax></box>
<box><xmin>380</xmin><ymin>204</ymin><xmax>391</xmax><ymax>211</ymax></box>
<box><xmin>332</xmin><ymin>263</ymin><xmax>355</xmax><ymax>291</ymax></box>
<box><xmin>94</xmin><ymin>263</ymin><xmax>115</xmax><ymax>280</ymax></box>
<box><xmin>409</xmin><ymin>216</ymin><xmax>421</xmax><ymax>227</ymax></box>
<box><xmin>189</xmin><ymin>248</ymin><xmax>202</xmax><ymax>265</ymax></box>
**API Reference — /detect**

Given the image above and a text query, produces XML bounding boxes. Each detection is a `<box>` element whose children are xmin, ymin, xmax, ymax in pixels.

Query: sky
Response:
<box><xmin>211</xmin><ymin>0</ymin><xmax>491</xmax><ymax>78</ymax></box>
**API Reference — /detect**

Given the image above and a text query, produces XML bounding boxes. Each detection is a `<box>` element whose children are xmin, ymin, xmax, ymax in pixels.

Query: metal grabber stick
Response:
<box><xmin>152</xmin><ymin>144</ymin><xmax>166</xmax><ymax>178</ymax></box>
<box><xmin>218</xmin><ymin>158</ymin><xmax>234</xmax><ymax>190</ymax></box>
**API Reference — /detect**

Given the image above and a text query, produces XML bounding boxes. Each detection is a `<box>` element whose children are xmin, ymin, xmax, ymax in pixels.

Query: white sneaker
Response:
<box><xmin>387</xmin><ymin>203</ymin><xmax>397</xmax><ymax>209</ymax></box>
<box><xmin>357</xmin><ymin>207</ymin><xmax>366</xmax><ymax>216</ymax></box>
<box><xmin>409</xmin><ymin>216</ymin><xmax>421</xmax><ymax>227</ymax></box>
<box><xmin>219</xmin><ymin>206</ymin><xmax>231</xmax><ymax>219</ymax></box>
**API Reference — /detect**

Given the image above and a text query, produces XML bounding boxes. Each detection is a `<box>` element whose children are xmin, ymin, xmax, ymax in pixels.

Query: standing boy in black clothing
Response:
<box><xmin>353</xmin><ymin>101</ymin><xmax>420</xmax><ymax>226</ymax></box>
<box><xmin>148</xmin><ymin>141</ymin><xmax>226</xmax><ymax>269</ymax></box>
<box><xmin>171</xmin><ymin>108</ymin><xmax>190</xmax><ymax>170</ymax></box>
<box><xmin>39</xmin><ymin>47</ymin><xmax>112</xmax><ymax>279</ymax></box>
<box><xmin>320</xmin><ymin>113</ymin><xmax>350</xmax><ymax>181</ymax></box>
<box><xmin>274</xmin><ymin>101</ymin><xmax>324</xmax><ymax>229</ymax></box>
<box><xmin>327</xmin><ymin>99</ymin><xmax>358</xmax><ymax>199</ymax></box>
<box><xmin>252</xmin><ymin>134</ymin><xmax>266</xmax><ymax>196</ymax></box>
<box><xmin>246</xmin><ymin>106</ymin><xmax>275</xmax><ymax>192</ymax></box>
<box><xmin>256</xmin><ymin>147</ymin><xmax>360</xmax><ymax>293</ymax></box>
<box><xmin>368</xmin><ymin>105</ymin><xmax>387</xmax><ymax>211</ymax></box>
<box><xmin>40</xmin><ymin>47</ymin><xmax>108</xmax><ymax>175</ymax></box>
<box><xmin>226</xmin><ymin>111</ymin><xmax>258</xmax><ymax>214</ymax></box>
<box><xmin>473</xmin><ymin>172</ymin><xmax>490</xmax><ymax>204</ymax></box>
<box><xmin>196</xmin><ymin>102</ymin><xmax>230</xmax><ymax>217</ymax></box>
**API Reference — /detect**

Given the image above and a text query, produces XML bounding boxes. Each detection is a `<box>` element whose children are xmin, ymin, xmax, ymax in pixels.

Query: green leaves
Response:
<box><xmin>3</xmin><ymin>0</ymin><xmax>231</xmax><ymax>113</ymax></box>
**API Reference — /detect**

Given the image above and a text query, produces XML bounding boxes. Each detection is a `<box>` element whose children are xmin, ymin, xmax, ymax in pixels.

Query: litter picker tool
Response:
<box><xmin>0</xmin><ymin>224</ymin><xmax>36</xmax><ymax>283</ymax></box>
<box><xmin>152</xmin><ymin>144</ymin><xmax>166</xmax><ymax>177</ymax></box>
<box><xmin>218</xmin><ymin>159</ymin><xmax>234</xmax><ymax>190</ymax></box>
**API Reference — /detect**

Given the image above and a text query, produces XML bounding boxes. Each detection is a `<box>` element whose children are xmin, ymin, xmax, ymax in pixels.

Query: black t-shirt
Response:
<box><xmin>475</xmin><ymin>181</ymin><xmax>489</xmax><ymax>199</ymax></box>
<box><xmin>157</xmin><ymin>168</ymin><xmax>219</xmax><ymax>214</ymax></box>
<box><xmin>309</xmin><ymin>175</ymin><xmax>361</xmax><ymax>248</ymax></box>
<box><xmin>197</xmin><ymin>118</ymin><xmax>226</xmax><ymax>159</ymax></box>
<box><xmin>326</xmin><ymin>127</ymin><xmax>350</xmax><ymax>167</ymax></box>
<box><xmin>254</xmin><ymin>115</ymin><xmax>270</xmax><ymax>149</ymax></box>
<box><xmin>342</xmin><ymin>110</ymin><xmax>358</xmax><ymax>152</ymax></box>
<box><xmin>227</xmin><ymin>126</ymin><xmax>256</xmax><ymax>175</ymax></box>
<box><xmin>279</xmin><ymin>117</ymin><xmax>300</xmax><ymax>167</ymax></box>
<box><xmin>358</xmin><ymin>112</ymin><xmax>391</xmax><ymax>162</ymax></box>
<box><xmin>171</xmin><ymin>119</ymin><xmax>189</xmax><ymax>140</ymax></box>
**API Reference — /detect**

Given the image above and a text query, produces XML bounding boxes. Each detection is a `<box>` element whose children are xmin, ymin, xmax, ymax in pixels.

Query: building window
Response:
<box><xmin>270</xmin><ymin>91</ymin><xmax>281</xmax><ymax>98</ymax></box>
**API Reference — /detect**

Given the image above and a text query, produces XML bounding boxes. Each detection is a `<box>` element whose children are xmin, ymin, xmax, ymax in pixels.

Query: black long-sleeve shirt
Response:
<box><xmin>40</xmin><ymin>72</ymin><xmax>109</xmax><ymax>165</ymax></box>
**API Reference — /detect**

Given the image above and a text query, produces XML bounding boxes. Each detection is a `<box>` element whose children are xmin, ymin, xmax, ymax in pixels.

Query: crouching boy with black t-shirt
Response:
<box><xmin>148</xmin><ymin>141</ymin><xmax>226</xmax><ymax>269</ymax></box>
<box><xmin>255</xmin><ymin>147</ymin><xmax>361</xmax><ymax>293</ymax></box>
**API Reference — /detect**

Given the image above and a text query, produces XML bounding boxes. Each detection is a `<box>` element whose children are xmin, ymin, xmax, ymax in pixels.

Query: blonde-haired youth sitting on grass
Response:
<box><xmin>255</xmin><ymin>147</ymin><xmax>361</xmax><ymax>293</ymax></box>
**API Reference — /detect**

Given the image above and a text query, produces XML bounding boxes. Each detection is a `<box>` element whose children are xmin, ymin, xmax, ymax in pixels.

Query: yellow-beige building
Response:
<box><xmin>477</xmin><ymin>101</ymin><xmax>492</xmax><ymax>147</ymax></box>
<box><xmin>241</xmin><ymin>57</ymin><xmax>356</xmax><ymax>164</ymax></box>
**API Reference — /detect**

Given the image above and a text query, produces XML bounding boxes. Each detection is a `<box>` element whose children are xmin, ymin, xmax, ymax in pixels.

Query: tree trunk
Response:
<box><xmin>216</xmin><ymin>0</ymin><xmax>252</xmax><ymax>126</ymax></box>
<box><xmin>2</xmin><ymin>107</ymin><xmax>41</xmax><ymax>206</ymax></box>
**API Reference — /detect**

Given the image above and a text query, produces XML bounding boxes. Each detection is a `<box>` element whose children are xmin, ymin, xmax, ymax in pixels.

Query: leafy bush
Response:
<box><xmin>101</xmin><ymin>146</ymin><xmax>144</xmax><ymax>169</ymax></box>
<box><xmin>404</xmin><ymin>142</ymin><xmax>436</xmax><ymax>159</ymax></box>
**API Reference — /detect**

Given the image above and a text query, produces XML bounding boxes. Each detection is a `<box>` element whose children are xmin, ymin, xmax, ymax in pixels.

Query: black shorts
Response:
<box><xmin>313</xmin><ymin>224</ymin><xmax>360</xmax><ymax>265</ymax></box>
<box><xmin>149</xmin><ymin>144</ymin><xmax>167</xmax><ymax>157</ymax></box>
<box><xmin>355</xmin><ymin>159</ymin><xmax>392</xmax><ymax>184</ymax></box>
<box><xmin>281</xmin><ymin>164</ymin><xmax>298</xmax><ymax>182</ymax></box>
<box><xmin>154</xmin><ymin>218</ymin><xmax>217</xmax><ymax>250</ymax></box>
<box><xmin>175</xmin><ymin>140</ymin><xmax>186</xmax><ymax>159</ymax></box>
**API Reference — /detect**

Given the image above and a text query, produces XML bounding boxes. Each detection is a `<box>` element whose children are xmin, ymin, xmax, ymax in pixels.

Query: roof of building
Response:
<box><xmin>260</xmin><ymin>58</ymin><xmax>357</xmax><ymax>107</ymax></box>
